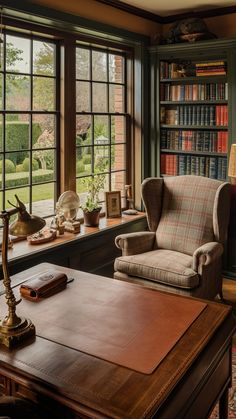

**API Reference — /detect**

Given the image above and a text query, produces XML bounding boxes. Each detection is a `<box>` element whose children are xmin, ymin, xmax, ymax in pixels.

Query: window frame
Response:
<box><xmin>0</xmin><ymin>15</ymin><xmax>138</xmax><ymax>219</ymax></box>
<box><xmin>75</xmin><ymin>43</ymin><xmax>131</xmax><ymax>211</ymax></box>
<box><xmin>0</xmin><ymin>28</ymin><xmax>60</xmax><ymax>217</ymax></box>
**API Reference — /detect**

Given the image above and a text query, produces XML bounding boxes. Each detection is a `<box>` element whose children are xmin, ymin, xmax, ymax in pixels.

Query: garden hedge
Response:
<box><xmin>3</xmin><ymin>121</ymin><xmax>42</xmax><ymax>165</ymax></box>
<box><xmin>0</xmin><ymin>170</ymin><xmax>53</xmax><ymax>188</ymax></box>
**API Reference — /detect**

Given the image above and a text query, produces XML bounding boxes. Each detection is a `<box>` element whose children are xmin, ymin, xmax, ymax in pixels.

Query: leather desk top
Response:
<box><xmin>1</xmin><ymin>265</ymin><xmax>206</xmax><ymax>373</ymax></box>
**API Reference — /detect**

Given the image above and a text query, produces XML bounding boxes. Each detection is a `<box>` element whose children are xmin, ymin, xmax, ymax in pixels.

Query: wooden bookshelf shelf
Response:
<box><xmin>161</xmin><ymin>125</ymin><xmax>228</xmax><ymax>130</ymax></box>
<box><xmin>160</xmin><ymin>100</ymin><xmax>228</xmax><ymax>105</ymax></box>
<box><xmin>161</xmin><ymin>149</ymin><xmax>227</xmax><ymax>157</ymax></box>
<box><xmin>160</xmin><ymin>75</ymin><xmax>227</xmax><ymax>83</ymax></box>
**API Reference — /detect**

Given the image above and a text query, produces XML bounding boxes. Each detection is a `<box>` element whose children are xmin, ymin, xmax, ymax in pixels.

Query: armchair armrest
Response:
<box><xmin>192</xmin><ymin>242</ymin><xmax>224</xmax><ymax>273</ymax></box>
<box><xmin>115</xmin><ymin>231</ymin><xmax>156</xmax><ymax>256</ymax></box>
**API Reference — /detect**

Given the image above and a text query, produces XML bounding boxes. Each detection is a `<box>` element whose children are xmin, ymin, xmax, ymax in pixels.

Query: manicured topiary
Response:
<box><xmin>4</xmin><ymin>121</ymin><xmax>42</xmax><ymax>165</ymax></box>
<box><xmin>22</xmin><ymin>157</ymin><xmax>39</xmax><ymax>171</ymax></box>
<box><xmin>16</xmin><ymin>164</ymin><xmax>24</xmax><ymax>172</ymax></box>
<box><xmin>0</xmin><ymin>159</ymin><xmax>16</xmax><ymax>173</ymax></box>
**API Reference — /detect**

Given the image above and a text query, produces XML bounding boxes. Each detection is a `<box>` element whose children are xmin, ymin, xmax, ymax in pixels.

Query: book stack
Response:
<box><xmin>161</xmin><ymin>154</ymin><xmax>227</xmax><ymax>180</ymax></box>
<box><xmin>161</xmin><ymin>130</ymin><xmax>228</xmax><ymax>153</ymax></box>
<box><xmin>195</xmin><ymin>61</ymin><xmax>227</xmax><ymax>76</ymax></box>
<box><xmin>161</xmin><ymin>105</ymin><xmax>228</xmax><ymax>127</ymax></box>
<box><xmin>160</xmin><ymin>83</ymin><xmax>228</xmax><ymax>101</ymax></box>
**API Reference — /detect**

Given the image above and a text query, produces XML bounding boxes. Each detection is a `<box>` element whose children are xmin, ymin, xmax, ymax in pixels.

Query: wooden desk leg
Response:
<box><xmin>219</xmin><ymin>387</ymin><xmax>229</xmax><ymax>419</ymax></box>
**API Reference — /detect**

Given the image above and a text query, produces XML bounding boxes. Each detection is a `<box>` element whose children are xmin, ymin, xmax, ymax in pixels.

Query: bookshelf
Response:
<box><xmin>160</xmin><ymin>57</ymin><xmax>228</xmax><ymax>178</ymax></box>
<box><xmin>149</xmin><ymin>38</ymin><xmax>236</xmax><ymax>278</ymax></box>
<box><xmin>149</xmin><ymin>38</ymin><xmax>236</xmax><ymax>181</ymax></box>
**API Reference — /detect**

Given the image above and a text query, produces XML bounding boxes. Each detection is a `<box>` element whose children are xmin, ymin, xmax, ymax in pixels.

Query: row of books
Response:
<box><xmin>160</xmin><ymin>83</ymin><xmax>228</xmax><ymax>101</ymax></box>
<box><xmin>161</xmin><ymin>130</ymin><xmax>228</xmax><ymax>153</ymax></box>
<box><xmin>160</xmin><ymin>61</ymin><xmax>227</xmax><ymax>79</ymax></box>
<box><xmin>161</xmin><ymin>105</ymin><xmax>228</xmax><ymax>126</ymax></box>
<box><xmin>196</xmin><ymin>61</ymin><xmax>227</xmax><ymax>76</ymax></box>
<box><xmin>161</xmin><ymin>154</ymin><xmax>227</xmax><ymax>180</ymax></box>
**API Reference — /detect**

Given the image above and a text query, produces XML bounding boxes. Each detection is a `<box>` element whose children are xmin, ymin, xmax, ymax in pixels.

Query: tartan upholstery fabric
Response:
<box><xmin>156</xmin><ymin>176</ymin><xmax>224</xmax><ymax>256</ymax></box>
<box><xmin>114</xmin><ymin>175</ymin><xmax>231</xmax><ymax>300</ymax></box>
<box><xmin>114</xmin><ymin>249</ymin><xmax>199</xmax><ymax>289</ymax></box>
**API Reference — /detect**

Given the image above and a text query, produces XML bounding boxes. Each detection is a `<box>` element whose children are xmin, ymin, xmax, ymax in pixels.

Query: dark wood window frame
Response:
<box><xmin>1</xmin><ymin>17</ymin><xmax>135</xmax><ymax>216</ymax></box>
<box><xmin>0</xmin><ymin>28</ymin><xmax>60</xmax><ymax>216</ymax></box>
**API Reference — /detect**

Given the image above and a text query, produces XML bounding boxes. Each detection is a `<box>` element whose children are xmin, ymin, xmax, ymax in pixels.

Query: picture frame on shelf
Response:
<box><xmin>105</xmin><ymin>191</ymin><xmax>121</xmax><ymax>218</ymax></box>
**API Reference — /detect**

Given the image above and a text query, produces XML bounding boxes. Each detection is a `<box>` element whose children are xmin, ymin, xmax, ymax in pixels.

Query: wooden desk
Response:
<box><xmin>0</xmin><ymin>263</ymin><xmax>235</xmax><ymax>419</ymax></box>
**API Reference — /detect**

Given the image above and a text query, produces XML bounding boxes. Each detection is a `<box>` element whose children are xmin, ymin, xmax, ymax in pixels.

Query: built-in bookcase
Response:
<box><xmin>160</xmin><ymin>58</ymin><xmax>228</xmax><ymax>179</ymax></box>
<box><xmin>149</xmin><ymin>39</ymin><xmax>236</xmax><ymax>181</ymax></box>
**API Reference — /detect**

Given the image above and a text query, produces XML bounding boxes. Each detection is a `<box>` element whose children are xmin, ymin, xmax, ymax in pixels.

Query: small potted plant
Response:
<box><xmin>81</xmin><ymin>172</ymin><xmax>105</xmax><ymax>227</ymax></box>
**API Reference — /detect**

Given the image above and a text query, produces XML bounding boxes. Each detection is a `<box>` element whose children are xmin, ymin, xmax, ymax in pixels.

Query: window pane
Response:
<box><xmin>33</xmin><ymin>77</ymin><xmax>55</xmax><ymax>111</ymax></box>
<box><xmin>111</xmin><ymin>171</ymin><xmax>126</xmax><ymax>197</ymax></box>
<box><xmin>94</xmin><ymin>116</ymin><xmax>109</xmax><ymax>144</ymax></box>
<box><xmin>0</xmin><ymin>155</ymin><xmax>2</xmax><ymax>190</ymax></box>
<box><xmin>111</xmin><ymin>115</ymin><xmax>126</xmax><ymax>143</ymax></box>
<box><xmin>111</xmin><ymin>144</ymin><xmax>125</xmax><ymax>171</ymax></box>
<box><xmin>0</xmin><ymin>115</ymin><xmax>3</xmax><ymax>151</ymax></box>
<box><xmin>109</xmin><ymin>54</ymin><xmax>124</xmax><ymax>83</ymax></box>
<box><xmin>92</xmin><ymin>83</ymin><xmax>107</xmax><ymax>112</ymax></box>
<box><xmin>6</xmin><ymin>115</ymin><xmax>30</xmax><ymax>152</ymax></box>
<box><xmin>32</xmin><ymin>183</ymin><xmax>55</xmax><ymax>217</ymax></box>
<box><xmin>0</xmin><ymin>192</ymin><xmax>2</xmax><ymax>212</ymax></box>
<box><xmin>109</xmin><ymin>84</ymin><xmax>124</xmax><ymax>113</ymax></box>
<box><xmin>5</xmin><ymin>187</ymin><xmax>30</xmax><ymax>212</ymax></box>
<box><xmin>76</xmin><ymin>147</ymin><xmax>92</xmax><ymax>175</ymax></box>
<box><xmin>33</xmin><ymin>40</ymin><xmax>55</xmax><ymax>76</ymax></box>
<box><xmin>6</xmin><ymin>35</ymin><xmax>30</xmax><ymax>73</ymax></box>
<box><xmin>76</xmin><ymin>48</ymin><xmax>90</xmax><ymax>80</ymax></box>
<box><xmin>5</xmin><ymin>151</ymin><xmax>30</xmax><ymax>187</ymax></box>
<box><xmin>32</xmin><ymin>114</ymin><xmax>56</xmax><ymax>147</ymax></box>
<box><xmin>94</xmin><ymin>145</ymin><xmax>109</xmax><ymax>172</ymax></box>
<box><xmin>6</xmin><ymin>75</ymin><xmax>30</xmax><ymax>110</ymax></box>
<box><xmin>0</xmin><ymin>75</ymin><xmax>3</xmax><ymax>110</ymax></box>
<box><xmin>32</xmin><ymin>149</ymin><xmax>55</xmax><ymax>175</ymax></box>
<box><xmin>92</xmin><ymin>51</ymin><xmax>107</xmax><ymax>81</ymax></box>
<box><xmin>76</xmin><ymin>81</ymin><xmax>90</xmax><ymax>112</ymax></box>
<box><xmin>76</xmin><ymin>115</ymin><xmax>91</xmax><ymax>145</ymax></box>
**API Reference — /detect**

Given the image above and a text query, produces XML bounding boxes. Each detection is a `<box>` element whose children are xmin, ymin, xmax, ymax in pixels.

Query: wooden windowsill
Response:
<box><xmin>2</xmin><ymin>212</ymin><xmax>146</xmax><ymax>267</ymax></box>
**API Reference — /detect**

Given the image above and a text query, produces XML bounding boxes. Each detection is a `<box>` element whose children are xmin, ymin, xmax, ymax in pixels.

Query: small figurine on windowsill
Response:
<box><xmin>122</xmin><ymin>184</ymin><xmax>138</xmax><ymax>215</ymax></box>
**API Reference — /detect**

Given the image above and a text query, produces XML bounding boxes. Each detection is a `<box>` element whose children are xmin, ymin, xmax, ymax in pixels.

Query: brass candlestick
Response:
<box><xmin>0</xmin><ymin>195</ymin><xmax>45</xmax><ymax>348</ymax></box>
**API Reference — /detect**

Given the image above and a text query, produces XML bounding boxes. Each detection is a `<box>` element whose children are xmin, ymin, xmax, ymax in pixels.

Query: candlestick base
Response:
<box><xmin>0</xmin><ymin>317</ymin><xmax>35</xmax><ymax>348</ymax></box>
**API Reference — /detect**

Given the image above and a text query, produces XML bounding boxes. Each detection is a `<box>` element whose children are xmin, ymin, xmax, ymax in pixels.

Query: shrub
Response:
<box><xmin>0</xmin><ymin>159</ymin><xmax>16</xmax><ymax>173</ymax></box>
<box><xmin>0</xmin><ymin>170</ymin><xmax>54</xmax><ymax>188</ymax></box>
<box><xmin>16</xmin><ymin>164</ymin><xmax>24</xmax><ymax>172</ymax></box>
<box><xmin>3</xmin><ymin>121</ymin><xmax>42</xmax><ymax>165</ymax></box>
<box><xmin>83</xmin><ymin>154</ymin><xmax>91</xmax><ymax>165</ymax></box>
<box><xmin>76</xmin><ymin>161</ymin><xmax>85</xmax><ymax>174</ymax></box>
<box><xmin>22</xmin><ymin>158</ymin><xmax>39</xmax><ymax>171</ymax></box>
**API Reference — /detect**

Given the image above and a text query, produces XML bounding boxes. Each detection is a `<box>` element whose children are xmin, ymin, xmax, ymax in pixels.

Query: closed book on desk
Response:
<box><xmin>20</xmin><ymin>270</ymin><xmax>68</xmax><ymax>301</ymax></box>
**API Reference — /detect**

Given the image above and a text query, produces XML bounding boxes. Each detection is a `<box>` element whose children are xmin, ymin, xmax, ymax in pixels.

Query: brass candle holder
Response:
<box><xmin>0</xmin><ymin>195</ymin><xmax>45</xmax><ymax>348</ymax></box>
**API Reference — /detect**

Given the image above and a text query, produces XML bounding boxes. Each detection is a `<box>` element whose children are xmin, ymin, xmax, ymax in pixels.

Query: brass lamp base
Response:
<box><xmin>0</xmin><ymin>317</ymin><xmax>35</xmax><ymax>348</ymax></box>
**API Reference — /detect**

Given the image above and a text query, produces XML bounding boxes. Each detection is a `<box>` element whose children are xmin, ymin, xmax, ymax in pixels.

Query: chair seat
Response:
<box><xmin>114</xmin><ymin>249</ymin><xmax>199</xmax><ymax>290</ymax></box>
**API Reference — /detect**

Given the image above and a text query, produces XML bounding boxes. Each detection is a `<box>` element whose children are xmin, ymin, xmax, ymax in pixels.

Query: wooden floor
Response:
<box><xmin>222</xmin><ymin>278</ymin><xmax>236</xmax><ymax>306</ymax></box>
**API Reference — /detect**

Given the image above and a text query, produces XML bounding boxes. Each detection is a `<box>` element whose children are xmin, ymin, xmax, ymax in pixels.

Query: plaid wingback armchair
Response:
<box><xmin>114</xmin><ymin>175</ymin><xmax>231</xmax><ymax>299</ymax></box>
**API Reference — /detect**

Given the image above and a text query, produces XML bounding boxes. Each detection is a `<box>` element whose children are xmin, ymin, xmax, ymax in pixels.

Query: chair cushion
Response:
<box><xmin>156</xmin><ymin>176</ymin><xmax>222</xmax><ymax>256</ymax></box>
<box><xmin>114</xmin><ymin>249</ymin><xmax>199</xmax><ymax>289</ymax></box>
